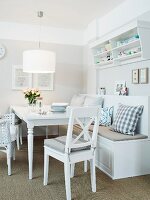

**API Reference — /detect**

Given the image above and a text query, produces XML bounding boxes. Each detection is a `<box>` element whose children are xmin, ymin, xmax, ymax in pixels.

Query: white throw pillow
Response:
<box><xmin>70</xmin><ymin>95</ymin><xmax>85</xmax><ymax>106</ymax></box>
<box><xmin>83</xmin><ymin>96</ymin><xmax>103</xmax><ymax>107</ymax></box>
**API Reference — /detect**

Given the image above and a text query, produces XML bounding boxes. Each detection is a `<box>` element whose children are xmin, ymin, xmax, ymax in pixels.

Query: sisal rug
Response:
<box><xmin>0</xmin><ymin>139</ymin><xmax>150</xmax><ymax>200</ymax></box>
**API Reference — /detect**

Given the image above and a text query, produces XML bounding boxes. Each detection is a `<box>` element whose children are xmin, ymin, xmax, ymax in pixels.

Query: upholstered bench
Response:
<box><xmin>71</xmin><ymin>95</ymin><xmax>150</xmax><ymax>180</ymax></box>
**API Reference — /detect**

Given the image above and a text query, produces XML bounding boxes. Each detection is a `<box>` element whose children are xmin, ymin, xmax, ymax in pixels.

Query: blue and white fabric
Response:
<box><xmin>110</xmin><ymin>104</ymin><xmax>144</xmax><ymax>135</ymax></box>
<box><xmin>99</xmin><ymin>107</ymin><xmax>113</xmax><ymax>126</ymax></box>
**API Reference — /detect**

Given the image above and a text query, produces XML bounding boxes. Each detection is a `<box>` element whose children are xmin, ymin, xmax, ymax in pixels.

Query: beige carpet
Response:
<box><xmin>1</xmin><ymin>139</ymin><xmax>150</xmax><ymax>200</ymax></box>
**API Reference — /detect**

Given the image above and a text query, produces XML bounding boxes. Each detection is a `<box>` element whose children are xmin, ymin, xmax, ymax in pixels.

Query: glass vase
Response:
<box><xmin>28</xmin><ymin>103</ymin><xmax>36</xmax><ymax>113</ymax></box>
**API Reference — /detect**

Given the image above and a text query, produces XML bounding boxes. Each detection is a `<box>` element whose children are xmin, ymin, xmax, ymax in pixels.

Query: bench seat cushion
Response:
<box><xmin>73</xmin><ymin>124</ymin><xmax>147</xmax><ymax>141</ymax></box>
<box><xmin>89</xmin><ymin>125</ymin><xmax>147</xmax><ymax>141</ymax></box>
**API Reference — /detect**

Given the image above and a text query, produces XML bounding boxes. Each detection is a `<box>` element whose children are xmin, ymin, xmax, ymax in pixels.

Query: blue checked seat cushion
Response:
<box><xmin>110</xmin><ymin>104</ymin><xmax>144</xmax><ymax>135</ymax></box>
<box><xmin>44</xmin><ymin>135</ymin><xmax>91</xmax><ymax>153</ymax></box>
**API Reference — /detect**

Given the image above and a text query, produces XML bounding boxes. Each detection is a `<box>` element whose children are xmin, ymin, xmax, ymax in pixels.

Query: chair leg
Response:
<box><xmin>64</xmin><ymin>157</ymin><xmax>71</xmax><ymax>200</ymax></box>
<box><xmin>16</xmin><ymin>125</ymin><xmax>20</xmax><ymax>150</ymax></box>
<box><xmin>13</xmin><ymin>147</ymin><xmax>15</xmax><ymax>161</ymax></box>
<box><xmin>19</xmin><ymin>124</ymin><xmax>23</xmax><ymax>145</ymax></box>
<box><xmin>7</xmin><ymin>157</ymin><xmax>11</xmax><ymax>176</ymax></box>
<box><xmin>46</xmin><ymin>126</ymin><xmax>49</xmax><ymax>139</ymax></box>
<box><xmin>7</xmin><ymin>145</ymin><xmax>12</xmax><ymax>176</ymax></box>
<box><xmin>90</xmin><ymin>157</ymin><xmax>96</xmax><ymax>192</ymax></box>
<box><xmin>43</xmin><ymin>149</ymin><xmax>49</xmax><ymax>185</ymax></box>
<box><xmin>70</xmin><ymin>163</ymin><xmax>75</xmax><ymax>178</ymax></box>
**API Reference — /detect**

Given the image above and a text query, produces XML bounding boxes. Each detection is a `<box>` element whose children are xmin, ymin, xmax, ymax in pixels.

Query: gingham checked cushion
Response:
<box><xmin>110</xmin><ymin>104</ymin><xmax>144</xmax><ymax>135</ymax></box>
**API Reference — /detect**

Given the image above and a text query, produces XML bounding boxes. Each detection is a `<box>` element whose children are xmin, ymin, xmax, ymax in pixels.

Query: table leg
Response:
<box><xmin>84</xmin><ymin>161</ymin><xmax>88</xmax><ymax>172</ymax></box>
<box><xmin>27</xmin><ymin>127</ymin><xmax>34</xmax><ymax>180</ymax></box>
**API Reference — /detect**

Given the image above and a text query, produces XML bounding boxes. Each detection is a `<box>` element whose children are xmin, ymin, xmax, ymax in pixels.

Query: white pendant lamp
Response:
<box><xmin>23</xmin><ymin>11</ymin><xmax>56</xmax><ymax>73</ymax></box>
<box><xmin>23</xmin><ymin>50</ymin><xmax>56</xmax><ymax>73</ymax></box>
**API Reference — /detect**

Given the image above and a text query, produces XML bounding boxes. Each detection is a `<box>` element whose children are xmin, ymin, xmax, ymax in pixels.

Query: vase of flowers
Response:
<box><xmin>23</xmin><ymin>89</ymin><xmax>40</xmax><ymax>111</ymax></box>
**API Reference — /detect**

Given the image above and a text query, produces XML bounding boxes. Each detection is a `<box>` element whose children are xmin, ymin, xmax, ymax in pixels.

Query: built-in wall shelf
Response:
<box><xmin>94</xmin><ymin>60</ymin><xmax>113</xmax><ymax>67</ymax></box>
<box><xmin>90</xmin><ymin>20</ymin><xmax>150</xmax><ymax>69</ymax></box>
<box><xmin>114</xmin><ymin>51</ymin><xmax>142</xmax><ymax>61</ymax></box>
<box><xmin>112</xmin><ymin>38</ymin><xmax>140</xmax><ymax>51</ymax></box>
<box><xmin>94</xmin><ymin>49</ymin><xmax>112</xmax><ymax>57</ymax></box>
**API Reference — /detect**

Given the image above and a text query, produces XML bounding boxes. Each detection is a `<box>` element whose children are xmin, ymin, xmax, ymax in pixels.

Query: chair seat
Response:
<box><xmin>44</xmin><ymin>135</ymin><xmax>91</xmax><ymax>153</ymax></box>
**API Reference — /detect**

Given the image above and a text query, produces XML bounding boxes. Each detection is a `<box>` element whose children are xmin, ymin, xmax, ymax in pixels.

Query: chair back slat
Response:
<box><xmin>65</xmin><ymin>106</ymin><xmax>100</xmax><ymax>154</ymax></box>
<box><xmin>0</xmin><ymin>120</ymin><xmax>11</xmax><ymax>146</ymax></box>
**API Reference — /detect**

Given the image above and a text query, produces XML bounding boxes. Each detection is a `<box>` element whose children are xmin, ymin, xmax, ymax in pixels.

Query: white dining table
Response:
<box><xmin>10</xmin><ymin>105</ymin><xmax>70</xmax><ymax>180</ymax></box>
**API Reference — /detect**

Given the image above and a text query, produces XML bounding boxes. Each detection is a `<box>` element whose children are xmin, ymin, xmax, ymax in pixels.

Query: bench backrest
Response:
<box><xmin>82</xmin><ymin>94</ymin><xmax>150</xmax><ymax>137</ymax></box>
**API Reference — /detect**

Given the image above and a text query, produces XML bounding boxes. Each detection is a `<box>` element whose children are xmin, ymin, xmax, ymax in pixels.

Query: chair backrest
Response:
<box><xmin>0</xmin><ymin>120</ymin><xmax>11</xmax><ymax>147</ymax></box>
<box><xmin>3</xmin><ymin>113</ymin><xmax>15</xmax><ymax>125</ymax></box>
<box><xmin>65</xmin><ymin>106</ymin><xmax>100</xmax><ymax>154</ymax></box>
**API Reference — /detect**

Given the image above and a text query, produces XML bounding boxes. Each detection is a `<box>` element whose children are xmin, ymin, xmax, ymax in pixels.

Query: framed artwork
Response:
<box><xmin>114</xmin><ymin>80</ymin><xmax>126</xmax><ymax>95</ymax></box>
<box><xmin>139</xmin><ymin>68</ymin><xmax>148</xmax><ymax>84</ymax></box>
<box><xmin>132</xmin><ymin>69</ymin><xmax>139</xmax><ymax>84</ymax></box>
<box><xmin>12</xmin><ymin>65</ymin><xmax>32</xmax><ymax>90</ymax></box>
<box><xmin>33</xmin><ymin>73</ymin><xmax>54</xmax><ymax>91</ymax></box>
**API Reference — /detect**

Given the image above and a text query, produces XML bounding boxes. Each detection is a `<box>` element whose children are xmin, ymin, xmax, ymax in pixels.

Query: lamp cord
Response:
<box><xmin>38</xmin><ymin>24</ymin><xmax>41</xmax><ymax>49</ymax></box>
<box><xmin>38</xmin><ymin>11</ymin><xmax>43</xmax><ymax>49</ymax></box>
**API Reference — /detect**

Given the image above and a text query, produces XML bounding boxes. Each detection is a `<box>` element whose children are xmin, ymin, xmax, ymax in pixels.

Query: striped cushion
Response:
<box><xmin>110</xmin><ymin>104</ymin><xmax>144</xmax><ymax>135</ymax></box>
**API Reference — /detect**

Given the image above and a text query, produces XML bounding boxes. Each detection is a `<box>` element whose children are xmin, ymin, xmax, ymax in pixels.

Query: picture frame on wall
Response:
<box><xmin>139</xmin><ymin>68</ymin><xmax>148</xmax><ymax>84</ymax></box>
<box><xmin>12</xmin><ymin>65</ymin><xmax>32</xmax><ymax>90</ymax></box>
<box><xmin>33</xmin><ymin>73</ymin><xmax>54</xmax><ymax>91</ymax></box>
<box><xmin>114</xmin><ymin>80</ymin><xmax>126</xmax><ymax>95</ymax></box>
<box><xmin>132</xmin><ymin>69</ymin><xmax>139</xmax><ymax>84</ymax></box>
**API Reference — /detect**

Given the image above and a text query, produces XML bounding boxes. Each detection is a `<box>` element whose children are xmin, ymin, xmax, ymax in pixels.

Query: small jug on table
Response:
<box><xmin>36</xmin><ymin>97</ymin><xmax>43</xmax><ymax>114</ymax></box>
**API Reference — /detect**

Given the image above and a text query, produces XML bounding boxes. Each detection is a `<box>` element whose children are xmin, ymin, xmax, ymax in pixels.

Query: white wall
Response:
<box><xmin>0</xmin><ymin>22</ymin><xmax>84</xmax><ymax>46</ymax></box>
<box><xmin>83</xmin><ymin>19</ymin><xmax>98</xmax><ymax>44</ymax></box>
<box><xmin>82</xmin><ymin>45</ymin><xmax>97</xmax><ymax>94</ymax></box>
<box><xmin>98</xmin><ymin>60</ymin><xmax>150</xmax><ymax>96</ymax></box>
<box><xmin>97</xmin><ymin>0</ymin><xmax>150</xmax><ymax>38</ymax></box>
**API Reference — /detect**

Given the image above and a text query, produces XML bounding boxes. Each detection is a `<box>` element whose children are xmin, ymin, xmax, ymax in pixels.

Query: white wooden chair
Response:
<box><xmin>0</xmin><ymin>119</ymin><xmax>16</xmax><ymax>175</ymax></box>
<box><xmin>43</xmin><ymin>106</ymin><xmax>100</xmax><ymax>200</ymax></box>
<box><xmin>3</xmin><ymin>114</ymin><xmax>22</xmax><ymax>150</ymax></box>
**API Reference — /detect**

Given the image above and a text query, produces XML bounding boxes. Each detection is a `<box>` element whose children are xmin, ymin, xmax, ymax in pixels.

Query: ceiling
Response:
<box><xmin>0</xmin><ymin>0</ymin><xmax>125</xmax><ymax>30</ymax></box>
